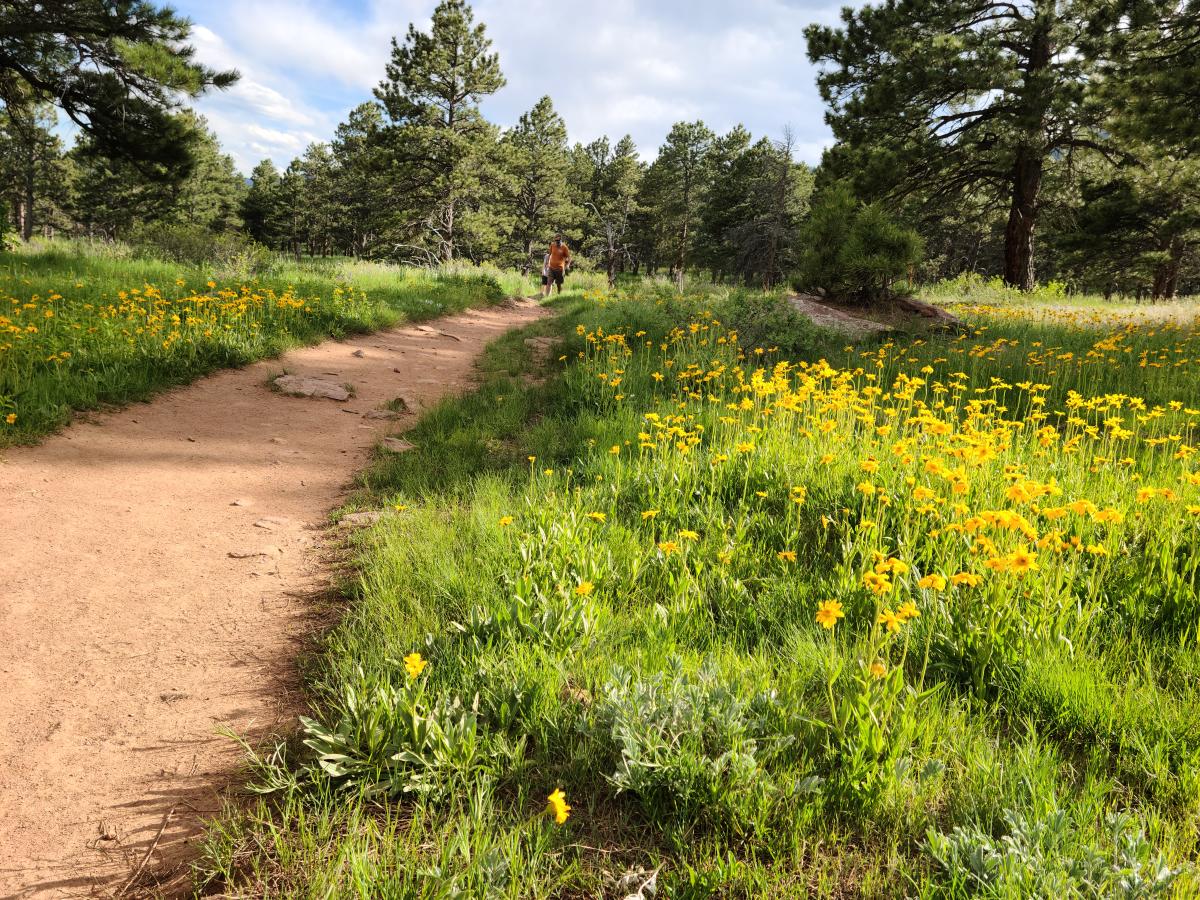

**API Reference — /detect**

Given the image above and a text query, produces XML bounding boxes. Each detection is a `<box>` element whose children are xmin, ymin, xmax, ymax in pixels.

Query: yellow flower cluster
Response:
<box><xmin>1</xmin><ymin>276</ymin><xmax>372</xmax><ymax>429</ymax></box>
<box><xmin>571</xmin><ymin>299</ymin><xmax>1200</xmax><ymax>655</ymax></box>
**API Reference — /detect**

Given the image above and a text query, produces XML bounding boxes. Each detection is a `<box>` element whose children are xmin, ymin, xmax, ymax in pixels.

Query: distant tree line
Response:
<box><xmin>3</xmin><ymin>0</ymin><xmax>1199</xmax><ymax>299</ymax></box>
<box><xmin>234</xmin><ymin>0</ymin><xmax>814</xmax><ymax>288</ymax></box>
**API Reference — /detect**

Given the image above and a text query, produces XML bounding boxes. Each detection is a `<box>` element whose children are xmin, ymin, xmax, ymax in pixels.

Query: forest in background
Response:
<box><xmin>1</xmin><ymin>0</ymin><xmax>1199</xmax><ymax>299</ymax></box>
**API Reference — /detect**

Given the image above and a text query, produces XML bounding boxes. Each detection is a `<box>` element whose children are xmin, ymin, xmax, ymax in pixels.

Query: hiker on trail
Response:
<box><xmin>544</xmin><ymin>233</ymin><xmax>571</xmax><ymax>297</ymax></box>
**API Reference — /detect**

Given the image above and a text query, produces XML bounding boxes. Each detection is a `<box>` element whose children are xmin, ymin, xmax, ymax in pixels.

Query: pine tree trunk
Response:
<box><xmin>1002</xmin><ymin>14</ymin><xmax>1052</xmax><ymax>292</ymax></box>
<box><xmin>21</xmin><ymin>143</ymin><xmax>35</xmax><ymax>242</ymax></box>
<box><xmin>1003</xmin><ymin>148</ymin><xmax>1041</xmax><ymax>291</ymax></box>
<box><xmin>1159</xmin><ymin>239</ymin><xmax>1184</xmax><ymax>300</ymax></box>
<box><xmin>1150</xmin><ymin>236</ymin><xmax>1183</xmax><ymax>300</ymax></box>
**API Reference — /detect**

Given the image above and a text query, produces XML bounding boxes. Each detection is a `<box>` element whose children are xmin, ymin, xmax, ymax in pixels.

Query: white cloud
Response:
<box><xmin>172</xmin><ymin>0</ymin><xmax>843</xmax><ymax>173</ymax></box>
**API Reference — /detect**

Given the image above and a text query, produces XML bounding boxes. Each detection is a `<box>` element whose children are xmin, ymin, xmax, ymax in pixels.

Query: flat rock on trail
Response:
<box><xmin>0</xmin><ymin>300</ymin><xmax>545</xmax><ymax>897</ymax></box>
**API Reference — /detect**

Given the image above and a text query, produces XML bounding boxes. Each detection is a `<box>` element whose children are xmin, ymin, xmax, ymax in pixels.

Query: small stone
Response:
<box><xmin>98</xmin><ymin>822</ymin><xmax>118</xmax><ymax>841</ymax></box>
<box><xmin>228</xmin><ymin>548</ymin><xmax>267</xmax><ymax>558</ymax></box>
<box><xmin>381</xmin><ymin>437</ymin><xmax>416</xmax><ymax>453</ymax></box>
<box><xmin>273</xmin><ymin>375</ymin><xmax>351</xmax><ymax>402</ymax></box>
<box><xmin>159</xmin><ymin>690</ymin><xmax>189</xmax><ymax>703</ymax></box>
<box><xmin>342</xmin><ymin>408</ymin><xmax>360</xmax><ymax>414</ymax></box>
<box><xmin>352</xmin><ymin>349</ymin><xmax>365</xmax><ymax>358</ymax></box>
<box><xmin>253</xmin><ymin>516</ymin><xmax>292</xmax><ymax>530</ymax></box>
<box><xmin>363</xmin><ymin>409</ymin><xmax>401</xmax><ymax>420</ymax></box>
<box><xmin>230</xmin><ymin>498</ymin><xmax>252</xmax><ymax>507</ymax></box>
<box><xmin>341</xmin><ymin>511</ymin><xmax>384</xmax><ymax>527</ymax></box>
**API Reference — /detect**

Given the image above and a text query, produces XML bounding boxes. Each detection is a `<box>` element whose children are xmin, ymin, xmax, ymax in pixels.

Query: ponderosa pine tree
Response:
<box><xmin>694</xmin><ymin>125</ymin><xmax>752</xmax><ymax>278</ymax></box>
<box><xmin>722</xmin><ymin>133</ymin><xmax>815</xmax><ymax>288</ymax></box>
<box><xmin>242</xmin><ymin>160</ymin><xmax>285</xmax><ymax>249</ymax></box>
<box><xmin>499</xmin><ymin>96</ymin><xmax>579</xmax><ymax>272</ymax></box>
<box><xmin>0</xmin><ymin>105</ymin><xmax>66</xmax><ymax>240</ymax></box>
<box><xmin>0</xmin><ymin>1</ymin><xmax>237</xmax><ymax>179</ymax></box>
<box><xmin>331</xmin><ymin>103</ymin><xmax>388</xmax><ymax>257</ymax></box>
<box><xmin>169</xmin><ymin>113</ymin><xmax>243</xmax><ymax>231</ymax></box>
<box><xmin>1095</xmin><ymin>0</ymin><xmax>1200</xmax><ymax>155</ymax></box>
<box><xmin>373</xmin><ymin>0</ymin><xmax>504</xmax><ymax>261</ymax></box>
<box><xmin>642</xmin><ymin>121</ymin><xmax>715</xmax><ymax>284</ymax></box>
<box><xmin>576</xmin><ymin>136</ymin><xmax>642</xmax><ymax>286</ymax></box>
<box><xmin>1061</xmin><ymin>150</ymin><xmax>1200</xmax><ymax>299</ymax></box>
<box><xmin>70</xmin><ymin>112</ymin><xmax>233</xmax><ymax>239</ymax></box>
<box><xmin>805</xmin><ymin>0</ymin><xmax>1123</xmax><ymax>290</ymax></box>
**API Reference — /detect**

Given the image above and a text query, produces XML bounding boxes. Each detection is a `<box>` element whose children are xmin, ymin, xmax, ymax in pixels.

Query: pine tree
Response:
<box><xmin>1060</xmin><ymin>150</ymin><xmax>1200</xmax><ymax>299</ymax></box>
<box><xmin>331</xmin><ymin>103</ymin><xmax>388</xmax><ymax>257</ymax></box>
<box><xmin>797</xmin><ymin>182</ymin><xmax>924</xmax><ymax>303</ymax></box>
<box><xmin>373</xmin><ymin>0</ymin><xmax>505</xmax><ymax>261</ymax></box>
<box><xmin>170</xmin><ymin>113</ymin><xmax>244</xmax><ymax>231</ymax></box>
<box><xmin>0</xmin><ymin>1</ymin><xmax>237</xmax><ymax>178</ymax></box>
<box><xmin>296</xmin><ymin>143</ymin><xmax>340</xmax><ymax>257</ymax></box>
<box><xmin>1096</xmin><ymin>1</ymin><xmax>1200</xmax><ymax>154</ymax></box>
<box><xmin>577</xmin><ymin>136</ymin><xmax>642</xmax><ymax>286</ymax></box>
<box><xmin>694</xmin><ymin>125</ymin><xmax>752</xmax><ymax>278</ymax></box>
<box><xmin>643</xmin><ymin>121</ymin><xmax>715</xmax><ymax>284</ymax></box>
<box><xmin>242</xmin><ymin>160</ymin><xmax>285</xmax><ymax>249</ymax></box>
<box><xmin>498</xmin><ymin>97</ymin><xmax>580</xmax><ymax>271</ymax></box>
<box><xmin>0</xmin><ymin>105</ymin><xmax>66</xmax><ymax>240</ymax></box>
<box><xmin>805</xmin><ymin>0</ymin><xmax>1123</xmax><ymax>290</ymax></box>
<box><xmin>720</xmin><ymin>134</ymin><xmax>814</xmax><ymax>288</ymax></box>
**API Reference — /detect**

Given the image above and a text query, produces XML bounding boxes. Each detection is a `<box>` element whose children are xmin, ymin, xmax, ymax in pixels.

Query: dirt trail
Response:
<box><xmin>0</xmin><ymin>300</ymin><xmax>545</xmax><ymax>897</ymax></box>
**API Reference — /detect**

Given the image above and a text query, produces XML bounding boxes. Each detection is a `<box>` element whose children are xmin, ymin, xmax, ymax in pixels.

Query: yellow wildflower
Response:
<box><xmin>877</xmin><ymin>608</ymin><xmax>903</xmax><ymax>633</ymax></box>
<box><xmin>403</xmin><ymin>652</ymin><xmax>428</xmax><ymax>680</ymax></box>
<box><xmin>863</xmin><ymin>571</ymin><xmax>892</xmax><ymax>595</ymax></box>
<box><xmin>815</xmin><ymin>599</ymin><xmax>844</xmax><ymax>630</ymax></box>
<box><xmin>546</xmin><ymin>788</ymin><xmax>571</xmax><ymax>824</ymax></box>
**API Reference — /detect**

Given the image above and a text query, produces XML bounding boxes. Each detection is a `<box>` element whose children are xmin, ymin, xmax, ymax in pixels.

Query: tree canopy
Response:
<box><xmin>0</xmin><ymin>1</ymin><xmax>237</xmax><ymax>177</ymax></box>
<box><xmin>806</xmin><ymin>0</ymin><xmax>1120</xmax><ymax>290</ymax></box>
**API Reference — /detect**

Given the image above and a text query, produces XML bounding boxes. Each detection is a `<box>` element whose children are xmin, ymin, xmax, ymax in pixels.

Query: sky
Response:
<box><xmin>169</xmin><ymin>0</ymin><xmax>846</xmax><ymax>176</ymax></box>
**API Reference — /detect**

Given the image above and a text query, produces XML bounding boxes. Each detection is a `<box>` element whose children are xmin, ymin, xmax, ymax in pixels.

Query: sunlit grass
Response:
<box><xmin>201</xmin><ymin>285</ymin><xmax>1200</xmax><ymax>896</ymax></box>
<box><xmin>0</xmin><ymin>242</ymin><xmax>577</xmax><ymax>444</ymax></box>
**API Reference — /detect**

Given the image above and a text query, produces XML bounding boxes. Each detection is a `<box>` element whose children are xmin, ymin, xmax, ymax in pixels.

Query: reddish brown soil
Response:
<box><xmin>0</xmin><ymin>301</ymin><xmax>545</xmax><ymax>897</ymax></box>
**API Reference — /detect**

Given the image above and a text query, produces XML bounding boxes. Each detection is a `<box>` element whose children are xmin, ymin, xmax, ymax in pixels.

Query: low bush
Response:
<box><xmin>795</xmin><ymin>182</ymin><xmax>924</xmax><ymax>304</ymax></box>
<box><xmin>926</xmin><ymin>808</ymin><xmax>1181</xmax><ymax>898</ymax></box>
<box><xmin>128</xmin><ymin>223</ymin><xmax>273</xmax><ymax>278</ymax></box>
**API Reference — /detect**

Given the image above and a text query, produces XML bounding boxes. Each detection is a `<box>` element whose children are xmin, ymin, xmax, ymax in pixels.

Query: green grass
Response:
<box><xmin>197</xmin><ymin>282</ymin><xmax>1200</xmax><ymax>897</ymax></box>
<box><xmin>0</xmin><ymin>239</ymin><xmax>562</xmax><ymax>445</ymax></box>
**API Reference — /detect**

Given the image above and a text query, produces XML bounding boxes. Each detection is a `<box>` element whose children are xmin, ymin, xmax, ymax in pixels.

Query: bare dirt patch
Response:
<box><xmin>0</xmin><ymin>300</ymin><xmax>546</xmax><ymax>897</ymax></box>
<box><xmin>787</xmin><ymin>293</ymin><xmax>963</xmax><ymax>337</ymax></box>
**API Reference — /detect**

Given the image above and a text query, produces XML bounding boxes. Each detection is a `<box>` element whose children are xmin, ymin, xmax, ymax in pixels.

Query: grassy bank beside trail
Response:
<box><xmin>0</xmin><ymin>240</ymin><xmax>572</xmax><ymax>446</ymax></box>
<box><xmin>201</xmin><ymin>283</ymin><xmax>1200</xmax><ymax>897</ymax></box>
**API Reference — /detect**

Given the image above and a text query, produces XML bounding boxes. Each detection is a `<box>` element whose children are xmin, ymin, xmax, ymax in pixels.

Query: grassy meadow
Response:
<box><xmin>0</xmin><ymin>240</ymin><xmax>546</xmax><ymax>445</ymax></box>
<box><xmin>196</xmin><ymin>280</ymin><xmax>1200</xmax><ymax>897</ymax></box>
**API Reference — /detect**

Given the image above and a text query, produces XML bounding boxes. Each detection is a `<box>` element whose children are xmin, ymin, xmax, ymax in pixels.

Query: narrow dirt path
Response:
<box><xmin>0</xmin><ymin>300</ymin><xmax>545</xmax><ymax>897</ymax></box>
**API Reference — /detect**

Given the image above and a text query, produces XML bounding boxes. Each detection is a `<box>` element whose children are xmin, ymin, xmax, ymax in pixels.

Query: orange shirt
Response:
<box><xmin>547</xmin><ymin>241</ymin><xmax>571</xmax><ymax>270</ymax></box>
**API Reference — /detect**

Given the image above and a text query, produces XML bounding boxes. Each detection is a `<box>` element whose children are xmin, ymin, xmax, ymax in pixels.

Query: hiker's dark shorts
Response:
<box><xmin>548</xmin><ymin>268</ymin><xmax>565</xmax><ymax>287</ymax></box>
<box><xmin>541</xmin><ymin>273</ymin><xmax>549</xmax><ymax>285</ymax></box>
